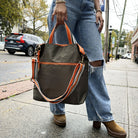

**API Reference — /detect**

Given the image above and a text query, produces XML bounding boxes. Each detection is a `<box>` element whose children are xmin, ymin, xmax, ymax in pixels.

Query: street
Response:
<box><xmin>0</xmin><ymin>51</ymin><xmax>32</xmax><ymax>85</ymax></box>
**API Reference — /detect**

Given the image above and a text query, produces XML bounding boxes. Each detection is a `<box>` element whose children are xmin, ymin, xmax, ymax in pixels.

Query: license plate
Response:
<box><xmin>10</xmin><ymin>41</ymin><xmax>14</xmax><ymax>43</ymax></box>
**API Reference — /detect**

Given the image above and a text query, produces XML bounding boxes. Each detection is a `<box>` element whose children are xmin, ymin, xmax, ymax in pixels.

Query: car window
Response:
<box><xmin>24</xmin><ymin>35</ymin><xmax>32</xmax><ymax>41</ymax></box>
<box><xmin>38</xmin><ymin>37</ymin><xmax>44</xmax><ymax>43</ymax></box>
<box><xmin>22</xmin><ymin>34</ymin><xmax>44</xmax><ymax>43</ymax></box>
<box><xmin>23</xmin><ymin>35</ymin><xmax>27</xmax><ymax>39</ymax></box>
<box><xmin>26</xmin><ymin>35</ymin><xmax>31</xmax><ymax>40</ymax></box>
<box><xmin>31</xmin><ymin>36</ymin><xmax>39</xmax><ymax>42</ymax></box>
<box><xmin>9</xmin><ymin>34</ymin><xmax>22</xmax><ymax>39</ymax></box>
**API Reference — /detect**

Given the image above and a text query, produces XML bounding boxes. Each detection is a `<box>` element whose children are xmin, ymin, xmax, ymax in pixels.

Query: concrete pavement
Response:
<box><xmin>0</xmin><ymin>59</ymin><xmax>138</xmax><ymax>138</ymax></box>
<box><xmin>0</xmin><ymin>51</ymin><xmax>31</xmax><ymax>85</ymax></box>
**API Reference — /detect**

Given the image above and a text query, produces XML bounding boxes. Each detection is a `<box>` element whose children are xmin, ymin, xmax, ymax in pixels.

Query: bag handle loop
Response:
<box><xmin>49</xmin><ymin>22</ymin><xmax>73</xmax><ymax>44</ymax></box>
<box><xmin>32</xmin><ymin>63</ymin><xmax>85</xmax><ymax>103</ymax></box>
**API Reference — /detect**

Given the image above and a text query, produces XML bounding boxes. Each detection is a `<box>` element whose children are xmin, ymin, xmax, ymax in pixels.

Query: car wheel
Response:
<box><xmin>27</xmin><ymin>46</ymin><xmax>34</xmax><ymax>56</ymax></box>
<box><xmin>8</xmin><ymin>50</ymin><xmax>16</xmax><ymax>55</ymax></box>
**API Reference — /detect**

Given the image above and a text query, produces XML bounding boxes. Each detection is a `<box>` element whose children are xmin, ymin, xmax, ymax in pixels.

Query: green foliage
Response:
<box><xmin>23</xmin><ymin>0</ymin><xmax>48</xmax><ymax>38</ymax></box>
<box><xmin>119</xmin><ymin>30</ymin><xmax>126</xmax><ymax>47</ymax></box>
<box><xmin>101</xmin><ymin>29</ymin><xmax>133</xmax><ymax>54</ymax></box>
<box><xmin>111</xmin><ymin>30</ymin><xmax>117</xmax><ymax>48</ymax></box>
<box><xmin>23</xmin><ymin>26</ymin><xmax>49</xmax><ymax>41</ymax></box>
<box><xmin>124</xmin><ymin>31</ymin><xmax>133</xmax><ymax>51</ymax></box>
<box><xmin>101</xmin><ymin>33</ymin><xmax>105</xmax><ymax>50</ymax></box>
<box><xmin>117</xmin><ymin>30</ymin><xmax>133</xmax><ymax>51</ymax></box>
<box><xmin>36</xmin><ymin>30</ymin><xmax>49</xmax><ymax>42</ymax></box>
<box><xmin>0</xmin><ymin>0</ymin><xmax>23</xmax><ymax>35</ymax></box>
<box><xmin>110</xmin><ymin>29</ymin><xmax>133</xmax><ymax>49</ymax></box>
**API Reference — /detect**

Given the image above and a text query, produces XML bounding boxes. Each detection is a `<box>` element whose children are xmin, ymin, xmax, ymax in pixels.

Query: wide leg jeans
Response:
<box><xmin>48</xmin><ymin>0</ymin><xmax>113</xmax><ymax>122</ymax></box>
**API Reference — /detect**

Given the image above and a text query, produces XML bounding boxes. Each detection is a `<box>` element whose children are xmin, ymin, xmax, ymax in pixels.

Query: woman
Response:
<box><xmin>47</xmin><ymin>0</ymin><xmax>126</xmax><ymax>137</ymax></box>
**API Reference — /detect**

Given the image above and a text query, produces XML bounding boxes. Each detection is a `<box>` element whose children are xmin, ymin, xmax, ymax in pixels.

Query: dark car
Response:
<box><xmin>5</xmin><ymin>33</ymin><xmax>44</xmax><ymax>56</ymax></box>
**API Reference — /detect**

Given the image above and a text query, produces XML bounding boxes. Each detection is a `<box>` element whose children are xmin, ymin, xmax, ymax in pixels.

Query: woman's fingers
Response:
<box><xmin>96</xmin><ymin>12</ymin><xmax>104</xmax><ymax>33</ymax></box>
<box><xmin>51</xmin><ymin>3</ymin><xmax>67</xmax><ymax>24</ymax></box>
<box><xmin>98</xmin><ymin>19</ymin><xmax>104</xmax><ymax>32</ymax></box>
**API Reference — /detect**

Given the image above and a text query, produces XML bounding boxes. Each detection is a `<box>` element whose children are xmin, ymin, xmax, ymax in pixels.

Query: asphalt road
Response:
<box><xmin>0</xmin><ymin>50</ymin><xmax>32</xmax><ymax>85</ymax></box>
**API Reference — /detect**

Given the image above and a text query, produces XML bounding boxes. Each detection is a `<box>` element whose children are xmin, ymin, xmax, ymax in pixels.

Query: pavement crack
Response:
<box><xmin>11</xmin><ymin>99</ymin><xmax>50</xmax><ymax>108</ymax></box>
<box><xmin>12</xmin><ymin>99</ymin><xmax>89</xmax><ymax>118</ymax></box>
<box><xmin>106</xmin><ymin>83</ymin><xmax>138</xmax><ymax>89</ymax></box>
<box><xmin>126</xmin><ymin>68</ymin><xmax>130</xmax><ymax>138</ymax></box>
<box><xmin>66</xmin><ymin>110</ymin><xmax>88</xmax><ymax>117</ymax></box>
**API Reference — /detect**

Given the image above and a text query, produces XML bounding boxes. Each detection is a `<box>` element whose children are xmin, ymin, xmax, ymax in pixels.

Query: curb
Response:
<box><xmin>0</xmin><ymin>79</ymin><xmax>34</xmax><ymax>101</ymax></box>
<box><xmin>0</xmin><ymin>77</ymin><xmax>31</xmax><ymax>86</ymax></box>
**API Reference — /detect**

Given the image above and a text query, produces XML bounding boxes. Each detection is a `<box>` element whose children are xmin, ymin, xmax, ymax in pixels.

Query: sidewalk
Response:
<box><xmin>0</xmin><ymin>80</ymin><xmax>33</xmax><ymax>100</ymax></box>
<box><xmin>0</xmin><ymin>59</ymin><xmax>138</xmax><ymax>138</ymax></box>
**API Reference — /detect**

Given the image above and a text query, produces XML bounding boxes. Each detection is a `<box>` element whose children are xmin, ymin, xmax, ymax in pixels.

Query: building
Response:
<box><xmin>12</xmin><ymin>25</ymin><xmax>20</xmax><ymax>33</ymax></box>
<box><xmin>131</xmin><ymin>26</ymin><xmax>138</xmax><ymax>63</ymax></box>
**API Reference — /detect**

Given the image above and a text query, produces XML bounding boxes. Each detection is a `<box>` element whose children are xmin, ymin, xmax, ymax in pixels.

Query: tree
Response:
<box><xmin>101</xmin><ymin>30</ymin><xmax>117</xmax><ymax>53</ymax></box>
<box><xmin>124</xmin><ymin>31</ymin><xmax>133</xmax><ymax>52</ymax></box>
<box><xmin>116</xmin><ymin>30</ymin><xmax>133</xmax><ymax>51</ymax></box>
<box><xmin>110</xmin><ymin>30</ymin><xmax>117</xmax><ymax>49</ymax></box>
<box><xmin>101</xmin><ymin>33</ymin><xmax>105</xmax><ymax>50</ymax></box>
<box><xmin>0</xmin><ymin>0</ymin><xmax>29</xmax><ymax>35</ymax></box>
<box><xmin>23</xmin><ymin>0</ymin><xmax>48</xmax><ymax>39</ymax></box>
<box><xmin>119</xmin><ymin>30</ymin><xmax>127</xmax><ymax>47</ymax></box>
<box><xmin>110</xmin><ymin>30</ymin><xmax>117</xmax><ymax>57</ymax></box>
<box><xmin>0</xmin><ymin>0</ymin><xmax>24</xmax><ymax>35</ymax></box>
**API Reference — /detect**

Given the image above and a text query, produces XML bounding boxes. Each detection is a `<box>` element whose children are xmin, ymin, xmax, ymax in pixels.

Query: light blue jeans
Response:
<box><xmin>48</xmin><ymin>0</ymin><xmax>113</xmax><ymax>122</ymax></box>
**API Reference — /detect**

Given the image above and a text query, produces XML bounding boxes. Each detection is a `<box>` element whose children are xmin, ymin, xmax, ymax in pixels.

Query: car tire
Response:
<box><xmin>7</xmin><ymin>50</ymin><xmax>16</xmax><ymax>55</ymax></box>
<box><xmin>26</xmin><ymin>46</ymin><xmax>34</xmax><ymax>56</ymax></box>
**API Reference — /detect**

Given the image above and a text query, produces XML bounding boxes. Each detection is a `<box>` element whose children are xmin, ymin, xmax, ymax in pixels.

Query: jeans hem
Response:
<box><xmin>51</xmin><ymin>111</ymin><xmax>65</xmax><ymax>115</ymax></box>
<box><xmin>88</xmin><ymin>117</ymin><xmax>114</xmax><ymax>122</ymax></box>
<box><xmin>53</xmin><ymin>113</ymin><xmax>65</xmax><ymax>115</ymax></box>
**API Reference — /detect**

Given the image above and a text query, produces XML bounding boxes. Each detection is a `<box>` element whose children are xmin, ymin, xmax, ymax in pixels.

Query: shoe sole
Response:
<box><xmin>93</xmin><ymin>122</ymin><xmax>127</xmax><ymax>138</ymax></box>
<box><xmin>107</xmin><ymin>127</ymin><xmax>127</xmax><ymax>138</ymax></box>
<box><xmin>54</xmin><ymin>118</ymin><xmax>66</xmax><ymax>127</ymax></box>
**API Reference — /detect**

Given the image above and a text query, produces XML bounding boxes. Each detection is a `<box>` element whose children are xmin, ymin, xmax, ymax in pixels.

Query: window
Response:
<box><xmin>38</xmin><ymin>37</ymin><xmax>44</xmax><ymax>43</ymax></box>
<box><xmin>31</xmin><ymin>36</ymin><xmax>39</xmax><ymax>42</ymax></box>
<box><xmin>24</xmin><ymin>35</ymin><xmax>31</xmax><ymax>40</ymax></box>
<box><xmin>9</xmin><ymin>34</ymin><xmax>22</xmax><ymax>39</ymax></box>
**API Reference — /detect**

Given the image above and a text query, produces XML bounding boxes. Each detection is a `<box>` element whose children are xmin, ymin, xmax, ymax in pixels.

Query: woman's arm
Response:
<box><xmin>94</xmin><ymin>0</ymin><xmax>102</xmax><ymax>12</ymax></box>
<box><xmin>94</xmin><ymin>0</ymin><xmax>104</xmax><ymax>32</ymax></box>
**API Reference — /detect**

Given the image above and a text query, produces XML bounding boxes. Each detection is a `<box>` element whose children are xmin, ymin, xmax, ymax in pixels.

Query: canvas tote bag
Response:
<box><xmin>32</xmin><ymin>23</ymin><xmax>88</xmax><ymax>104</ymax></box>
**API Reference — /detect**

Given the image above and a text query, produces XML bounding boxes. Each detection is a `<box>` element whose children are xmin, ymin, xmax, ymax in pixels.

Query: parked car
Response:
<box><xmin>121</xmin><ymin>53</ymin><xmax>131</xmax><ymax>59</ymax></box>
<box><xmin>0</xmin><ymin>41</ymin><xmax>5</xmax><ymax>51</ymax></box>
<box><xmin>5</xmin><ymin>33</ymin><xmax>44</xmax><ymax>56</ymax></box>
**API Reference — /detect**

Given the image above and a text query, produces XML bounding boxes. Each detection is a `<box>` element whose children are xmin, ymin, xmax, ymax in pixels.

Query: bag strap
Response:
<box><xmin>32</xmin><ymin>63</ymin><xmax>85</xmax><ymax>103</ymax></box>
<box><xmin>49</xmin><ymin>22</ymin><xmax>73</xmax><ymax>44</ymax></box>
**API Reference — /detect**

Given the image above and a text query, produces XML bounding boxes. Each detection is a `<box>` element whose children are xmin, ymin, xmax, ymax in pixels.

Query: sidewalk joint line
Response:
<box><xmin>11</xmin><ymin>99</ymin><xmax>50</xmax><ymax>108</ymax></box>
<box><xmin>126</xmin><ymin>69</ymin><xmax>130</xmax><ymax>138</ymax></box>
<box><xmin>106</xmin><ymin>83</ymin><xmax>138</xmax><ymax>89</ymax></box>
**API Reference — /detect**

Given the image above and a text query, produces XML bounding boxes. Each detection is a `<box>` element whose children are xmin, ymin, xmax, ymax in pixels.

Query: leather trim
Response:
<box><xmin>49</xmin><ymin>22</ymin><xmax>72</xmax><ymax>44</ymax></box>
<box><xmin>39</xmin><ymin>62</ymin><xmax>78</xmax><ymax>66</ymax></box>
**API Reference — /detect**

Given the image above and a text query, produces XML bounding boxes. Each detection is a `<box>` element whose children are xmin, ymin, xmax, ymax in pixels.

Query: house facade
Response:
<box><xmin>131</xmin><ymin>26</ymin><xmax>138</xmax><ymax>63</ymax></box>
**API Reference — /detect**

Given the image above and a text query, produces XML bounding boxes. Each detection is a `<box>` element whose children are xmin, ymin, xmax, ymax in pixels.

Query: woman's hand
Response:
<box><xmin>52</xmin><ymin>3</ymin><xmax>67</xmax><ymax>25</ymax></box>
<box><xmin>96</xmin><ymin>11</ymin><xmax>104</xmax><ymax>33</ymax></box>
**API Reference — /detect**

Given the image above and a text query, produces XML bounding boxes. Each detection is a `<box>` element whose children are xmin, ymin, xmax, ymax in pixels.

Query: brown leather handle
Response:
<box><xmin>49</xmin><ymin>22</ymin><xmax>73</xmax><ymax>44</ymax></box>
